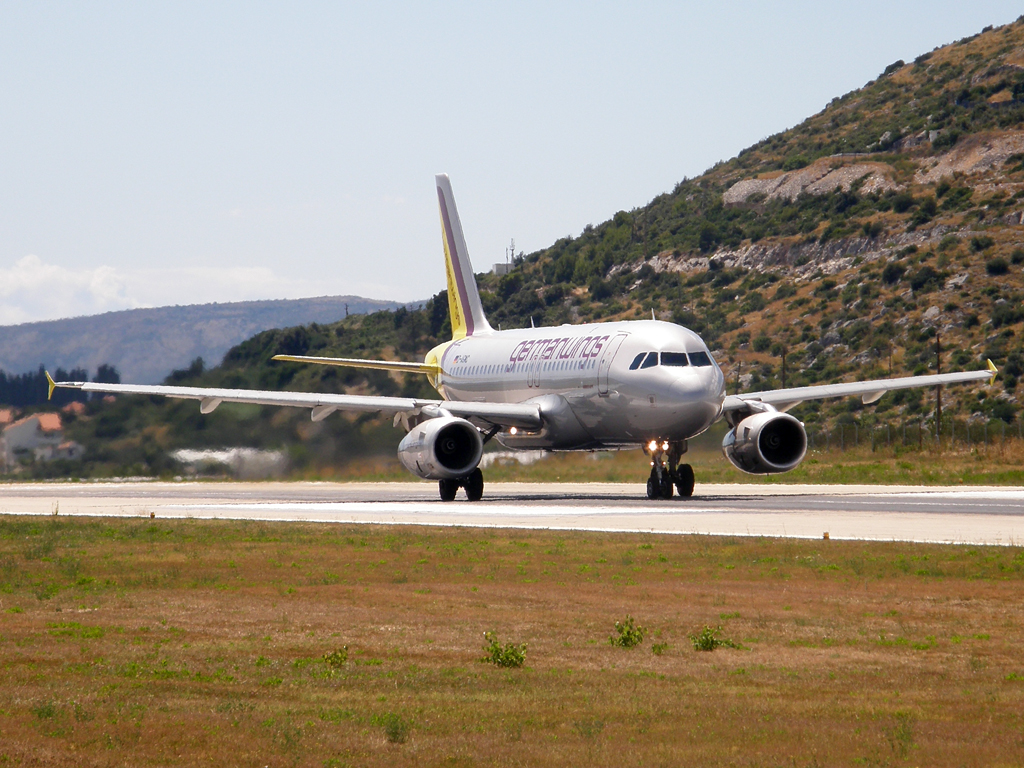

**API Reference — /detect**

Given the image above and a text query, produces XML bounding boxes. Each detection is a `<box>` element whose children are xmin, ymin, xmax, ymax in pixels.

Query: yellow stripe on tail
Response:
<box><xmin>435</xmin><ymin>174</ymin><xmax>493</xmax><ymax>340</ymax></box>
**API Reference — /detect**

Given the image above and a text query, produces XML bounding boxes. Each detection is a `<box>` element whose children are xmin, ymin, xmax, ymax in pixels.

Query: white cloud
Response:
<box><xmin>0</xmin><ymin>254</ymin><xmax>412</xmax><ymax>326</ymax></box>
<box><xmin>0</xmin><ymin>255</ymin><xmax>138</xmax><ymax>325</ymax></box>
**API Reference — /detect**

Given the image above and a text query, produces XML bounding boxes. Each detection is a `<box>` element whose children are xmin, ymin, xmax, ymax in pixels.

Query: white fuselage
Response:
<box><xmin>435</xmin><ymin>320</ymin><xmax>725</xmax><ymax>450</ymax></box>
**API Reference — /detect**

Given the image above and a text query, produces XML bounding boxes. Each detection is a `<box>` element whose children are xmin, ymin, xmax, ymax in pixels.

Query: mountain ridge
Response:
<box><xmin>0</xmin><ymin>295</ymin><xmax>408</xmax><ymax>385</ymax></box>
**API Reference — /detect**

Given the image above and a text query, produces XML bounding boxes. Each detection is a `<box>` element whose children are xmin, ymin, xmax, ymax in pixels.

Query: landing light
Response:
<box><xmin>647</xmin><ymin>440</ymin><xmax>659</xmax><ymax>452</ymax></box>
<box><xmin>662</xmin><ymin>441</ymin><xmax>669</xmax><ymax>451</ymax></box>
<box><xmin>510</xmin><ymin>426</ymin><xmax>518</xmax><ymax>435</ymax></box>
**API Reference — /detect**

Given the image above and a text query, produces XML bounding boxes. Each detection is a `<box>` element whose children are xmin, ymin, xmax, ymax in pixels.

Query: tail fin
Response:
<box><xmin>436</xmin><ymin>174</ymin><xmax>493</xmax><ymax>338</ymax></box>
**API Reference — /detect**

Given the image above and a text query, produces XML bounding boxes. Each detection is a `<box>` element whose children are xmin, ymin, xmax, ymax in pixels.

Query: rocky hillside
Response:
<box><xmin>473</xmin><ymin>18</ymin><xmax>1024</xmax><ymax>430</ymax></box>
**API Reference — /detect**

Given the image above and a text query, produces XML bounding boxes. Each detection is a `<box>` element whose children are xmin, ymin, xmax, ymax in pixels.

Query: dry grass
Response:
<box><xmin>2</xmin><ymin>517</ymin><xmax>1024</xmax><ymax>766</ymax></box>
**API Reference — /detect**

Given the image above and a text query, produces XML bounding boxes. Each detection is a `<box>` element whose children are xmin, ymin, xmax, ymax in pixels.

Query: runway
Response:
<box><xmin>2</xmin><ymin>481</ymin><xmax>1023</xmax><ymax>546</ymax></box>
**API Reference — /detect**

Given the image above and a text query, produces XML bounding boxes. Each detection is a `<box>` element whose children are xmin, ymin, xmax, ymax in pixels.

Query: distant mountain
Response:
<box><xmin>0</xmin><ymin>296</ymin><xmax>407</xmax><ymax>384</ymax></box>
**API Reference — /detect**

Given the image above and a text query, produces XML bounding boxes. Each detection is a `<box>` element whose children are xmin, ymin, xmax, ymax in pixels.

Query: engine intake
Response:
<box><xmin>397</xmin><ymin>416</ymin><xmax>484</xmax><ymax>480</ymax></box>
<box><xmin>722</xmin><ymin>411</ymin><xmax>807</xmax><ymax>474</ymax></box>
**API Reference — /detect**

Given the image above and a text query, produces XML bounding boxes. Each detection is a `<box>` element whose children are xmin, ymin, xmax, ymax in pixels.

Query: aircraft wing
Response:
<box><xmin>47</xmin><ymin>378</ymin><xmax>542</xmax><ymax>429</ymax></box>
<box><xmin>722</xmin><ymin>361</ymin><xmax>997</xmax><ymax>413</ymax></box>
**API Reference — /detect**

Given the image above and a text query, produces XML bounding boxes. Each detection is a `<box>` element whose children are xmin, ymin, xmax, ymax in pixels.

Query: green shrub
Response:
<box><xmin>323</xmin><ymin>647</ymin><xmax>348</xmax><ymax>668</ymax></box>
<box><xmin>651</xmin><ymin>642</ymin><xmax>669</xmax><ymax>656</ymax></box>
<box><xmin>376</xmin><ymin>712</ymin><xmax>410</xmax><ymax>744</ymax></box>
<box><xmin>970</xmin><ymin>235</ymin><xmax>996</xmax><ymax>252</ymax></box>
<box><xmin>1011</xmin><ymin>248</ymin><xmax>1024</xmax><ymax>265</ymax></box>
<box><xmin>986</xmin><ymin>257</ymin><xmax>1009</xmax><ymax>275</ymax></box>
<box><xmin>862</xmin><ymin>220</ymin><xmax>884</xmax><ymax>238</ymax></box>
<box><xmin>752</xmin><ymin>335</ymin><xmax>772</xmax><ymax>352</ymax></box>
<box><xmin>481</xmin><ymin>631</ymin><xmax>527</xmax><ymax>668</ymax></box>
<box><xmin>610</xmin><ymin>615</ymin><xmax>646</xmax><ymax>648</ymax></box>
<box><xmin>689</xmin><ymin>625</ymin><xmax>740</xmax><ymax>652</ymax></box>
<box><xmin>31</xmin><ymin>701</ymin><xmax>59</xmax><ymax>720</ymax></box>
<box><xmin>891</xmin><ymin>192</ymin><xmax>916</xmax><ymax>213</ymax></box>
<box><xmin>882</xmin><ymin>263</ymin><xmax>905</xmax><ymax>284</ymax></box>
<box><xmin>588</xmin><ymin>276</ymin><xmax>613</xmax><ymax>300</ymax></box>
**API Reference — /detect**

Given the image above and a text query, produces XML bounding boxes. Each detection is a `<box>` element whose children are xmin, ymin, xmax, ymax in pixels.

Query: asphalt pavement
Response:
<box><xmin>2</xmin><ymin>481</ymin><xmax>1023</xmax><ymax>546</ymax></box>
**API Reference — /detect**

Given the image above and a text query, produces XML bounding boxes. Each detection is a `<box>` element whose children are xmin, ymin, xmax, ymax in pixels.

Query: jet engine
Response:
<box><xmin>722</xmin><ymin>411</ymin><xmax>807</xmax><ymax>474</ymax></box>
<box><xmin>397</xmin><ymin>416</ymin><xmax>484</xmax><ymax>480</ymax></box>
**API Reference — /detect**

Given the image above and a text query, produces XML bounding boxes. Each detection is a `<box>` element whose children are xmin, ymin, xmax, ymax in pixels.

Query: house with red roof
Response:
<box><xmin>1</xmin><ymin>412</ymin><xmax>83</xmax><ymax>470</ymax></box>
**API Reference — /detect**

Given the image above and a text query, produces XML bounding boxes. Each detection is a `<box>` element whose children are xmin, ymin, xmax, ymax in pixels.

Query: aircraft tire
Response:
<box><xmin>646</xmin><ymin>475</ymin><xmax>660</xmax><ymax>500</ymax></box>
<box><xmin>439</xmin><ymin>478</ymin><xmax>459</xmax><ymax>502</ymax></box>
<box><xmin>675</xmin><ymin>464</ymin><xmax>695</xmax><ymax>498</ymax></box>
<box><xmin>463</xmin><ymin>468</ymin><xmax>484</xmax><ymax>502</ymax></box>
<box><xmin>659</xmin><ymin>475</ymin><xmax>674</xmax><ymax>499</ymax></box>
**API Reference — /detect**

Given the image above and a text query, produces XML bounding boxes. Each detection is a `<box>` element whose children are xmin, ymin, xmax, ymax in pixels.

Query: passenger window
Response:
<box><xmin>640</xmin><ymin>352</ymin><xmax>659</xmax><ymax>369</ymax></box>
<box><xmin>688</xmin><ymin>351</ymin><xmax>713</xmax><ymax>367</ymax></box>
<box><xmin>661</xmin><ymin>352</ymin><xmax>689</xmax><ymax>367</ymax></box>
<box><xmin>629</xmin><ymin>353</ymin><xmax>646</xmax><ymax>370</ymax></box>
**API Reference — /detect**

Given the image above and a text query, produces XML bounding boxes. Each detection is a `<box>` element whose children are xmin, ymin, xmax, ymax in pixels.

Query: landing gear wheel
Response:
<box><xmin>463</xmin><ymin>468</ymin><xmax>484</xmax><ymax>502</ymax></box>
<box><xmin>675</xmin><ymin>463</ymin><xmax>695</xmax><ymax>498</ymax></box>
<box><xmin>647</xmin><ymin>466</ymin><xmax>673</xmax><ymax>500</ymax></box>
<box><xmin>438</xmin><ymin>478</ymin><xmax>458</xmax><ymax>502</ymax></box>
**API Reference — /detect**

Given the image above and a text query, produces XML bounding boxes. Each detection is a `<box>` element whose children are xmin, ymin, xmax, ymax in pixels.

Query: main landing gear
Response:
<box><xmin>644</xmin><ymin>439</ymin><xmax>694</xmax><ymax>500</ymax></box>
<box><xmin>438</xmin><ymin>467</ymin><xmax>484</xmax><ymax>502</ymax></box>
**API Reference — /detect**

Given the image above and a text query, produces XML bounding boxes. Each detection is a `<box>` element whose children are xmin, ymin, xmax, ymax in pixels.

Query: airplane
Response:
<box><xmin>48</xmin><ymin>174</ymin><xmax>998</xmax><ymax>501</ymax></box>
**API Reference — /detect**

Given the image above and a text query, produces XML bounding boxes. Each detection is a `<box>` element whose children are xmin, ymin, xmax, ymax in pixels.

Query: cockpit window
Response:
<box><xmin>639</xmin><ymin>351</ymin><xmax>659</xmax><ymax>369</ymax></box>
<box><xmin>628</xmin><ymin>353</ymin><xmax>646</xmax><ymax>370</ymax></box>
<box><xmin>661</xmin><ymin>352</ymin><xmax>689</xmax><ymax>367</ymax></box>
<box><xmin>688</xmin><ymin>351</ymin><xmax>713</xmax><ymax>367</ymax></box>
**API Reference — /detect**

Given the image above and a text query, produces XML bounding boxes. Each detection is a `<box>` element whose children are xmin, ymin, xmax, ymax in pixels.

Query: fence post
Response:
<box><xmin>854</xmin><ymin>423</ymin><xmax>858</xmax><ymax>446</ymax></box>
<box><xmin>887</xmin><ymin>424</ymin><xmax>891</xmax><ymax>448</ymax></box>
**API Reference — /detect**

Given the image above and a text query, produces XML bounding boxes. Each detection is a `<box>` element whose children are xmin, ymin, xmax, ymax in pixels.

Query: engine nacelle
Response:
<box><xmin>397</xmin><ymin>416</ymin><xmax>484</xmax><ymax>480</ymax></box>
<box><xmin>722</xmin><ymin>411</ymin><xmax>807</xmax><ymax>474</ymax></box>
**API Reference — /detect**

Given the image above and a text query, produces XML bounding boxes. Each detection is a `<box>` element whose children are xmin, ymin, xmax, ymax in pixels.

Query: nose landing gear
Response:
<box><xmin>644</xmin><ymin>440</ymin><xmax>694</xmax><ymax>500</ymax></box>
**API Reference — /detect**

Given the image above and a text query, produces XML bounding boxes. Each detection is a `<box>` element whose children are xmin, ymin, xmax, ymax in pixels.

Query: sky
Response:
<box><xmin>2</xmin><ymin>2</ymin><xmax>1023</xmax><ymax>325</ymax></box>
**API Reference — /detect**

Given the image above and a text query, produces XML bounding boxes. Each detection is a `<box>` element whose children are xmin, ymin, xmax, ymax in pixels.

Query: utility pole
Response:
<box><xmin>935</xmin><ymin>333</ymin><xmax>942</xmax><ymax>441</ymax></box>
<box><xmin>781</xmin><ymin>347</ymin><xmax>787</xmax><ymax>389</ymax></box>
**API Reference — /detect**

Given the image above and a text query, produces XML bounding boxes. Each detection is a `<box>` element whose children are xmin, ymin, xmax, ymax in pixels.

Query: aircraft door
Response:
<box><xmin>526</xmin><ymin>346</ymin><xmax>542</xmax><ymax>388</ymax></box>
<box><xmin>598</xmin><ymin>332</ymin><xmax>628</xmax><ymax>395</ymax></box>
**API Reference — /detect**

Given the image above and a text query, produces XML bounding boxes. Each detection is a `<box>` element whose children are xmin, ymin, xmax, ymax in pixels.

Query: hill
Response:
<box><xmin>10</xmin><ymin>17</ymin><xmax>1024</xmax><ymax>478</ymax></box>
<box><xmin>472</xmin><ymin>18</ymin><xmax>1024</xmax><ymax>424</ymax></box>
<box><xmin>0</xmin><ymin>295</ymin><xmax>407</xmax><ymax>385</ymax></box>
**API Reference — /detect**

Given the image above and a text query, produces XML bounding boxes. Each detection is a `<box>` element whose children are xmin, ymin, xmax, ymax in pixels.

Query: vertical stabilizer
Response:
<box><xmin>436</xmin><ymin>174</ymin><xmax>493</xmax><ymax>338</ymax></box>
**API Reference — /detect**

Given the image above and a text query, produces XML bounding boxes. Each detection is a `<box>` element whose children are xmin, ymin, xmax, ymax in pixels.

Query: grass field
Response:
<box><xmin>2</xmin><ymin>517</ymin><xmax>1024</xmax><ymax>766</ymax></box>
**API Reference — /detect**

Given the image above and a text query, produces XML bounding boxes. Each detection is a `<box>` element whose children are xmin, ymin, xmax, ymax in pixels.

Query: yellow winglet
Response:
<box><xmin>987</xmin><ymin>359</ymin><xmax>998</xmax><ymax>375</ymax></box>
<box><xmin>45</xmin><ymin>370</ymin><xmax>57</xmax><ymax>400</ymax></box>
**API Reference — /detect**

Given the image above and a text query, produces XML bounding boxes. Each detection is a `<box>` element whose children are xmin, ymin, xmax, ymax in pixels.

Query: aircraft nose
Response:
<box><xmin>669</xmin><ymin>373</ymin><xmax>704</xmax><ymax>401</ymax></box>
<box><xmin>669</xmin><ymin>368</ymin><xmax>719</xmax><ymax>401</ymax></box>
